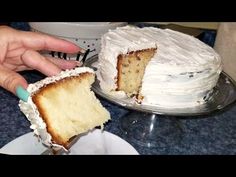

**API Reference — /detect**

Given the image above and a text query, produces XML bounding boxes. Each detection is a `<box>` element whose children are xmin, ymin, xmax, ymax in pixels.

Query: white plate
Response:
<box><xmin>0</xmin><ymin>129</ymin><xmax>139</xmax><ymax>155</ymax></box>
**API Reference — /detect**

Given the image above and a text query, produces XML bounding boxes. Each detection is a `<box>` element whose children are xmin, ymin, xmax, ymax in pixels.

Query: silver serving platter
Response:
<box><xmin>84</xmin><ymin>55</ymin><xmax>236</xmax><ymax>116</ymax></box>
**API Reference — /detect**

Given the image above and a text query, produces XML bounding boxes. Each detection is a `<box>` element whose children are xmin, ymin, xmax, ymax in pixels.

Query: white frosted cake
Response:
<box><xmin>19</xmin><ymin>67</ymin><xmax>110</xmax><ymax>150</ymax></box>
<box><xmin>96</xmin><ymin>26</ymin><xmax>222</xmax><ymax>108</ymax></box>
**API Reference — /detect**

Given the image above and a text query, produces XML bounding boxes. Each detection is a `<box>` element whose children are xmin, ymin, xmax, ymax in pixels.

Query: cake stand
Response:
<box><xmin>84</xmin><ymin>55</ymin><xmax>236</xmax><ymax>147</ymax></box>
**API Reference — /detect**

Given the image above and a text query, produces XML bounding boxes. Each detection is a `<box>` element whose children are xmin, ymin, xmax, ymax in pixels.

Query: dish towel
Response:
<box><xmin>214</xmin><ymin>23</ymin><xmax>236</xmax><ymax>81</ymax></box>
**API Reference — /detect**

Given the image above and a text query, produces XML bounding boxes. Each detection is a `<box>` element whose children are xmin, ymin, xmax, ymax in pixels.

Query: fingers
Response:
<box><xmin>46</xmin><ymin>57</ymin><xmax>81</xmax><ymax>70</ymax></box>
<box><xmin>0</xmin><ymin>40</ymin><xmax>7</xmax><ymax>63</ymax></box>
<box><xmin>21</xmin><ymin>50</ymin><xmax>62</xmax><ymax>76</ymax></box>
<box><xmin>19</xmin><ymin>30</ymin><xmax>84</xmax><ymax>54</ymax></box>
<box><xmin>0</xmin><ymin>65</ymin><xmax>28</xmax><ymax>94</ymax></box>
<box><xmin>0</xmin><ymin>51</ymin><xmax>80</xmax><ymax>95</ymax></box>
<box><xmin>2</xmin><ymin>62</ymin><xmax>32</xmax><ymax>71</ymax></box>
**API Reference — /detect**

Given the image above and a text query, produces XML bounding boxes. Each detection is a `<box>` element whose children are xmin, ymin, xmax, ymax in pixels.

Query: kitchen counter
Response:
<box><xmin>0</xmin><ymin>71</ymin><xmax>236</xmax><ymax>155</ymax></box>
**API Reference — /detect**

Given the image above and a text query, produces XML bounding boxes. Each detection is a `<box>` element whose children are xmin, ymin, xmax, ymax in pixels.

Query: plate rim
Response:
<box><xmin>0</xmin><ymin>130</ymin><xmax>139</xmax><ymax>155</ymax></box>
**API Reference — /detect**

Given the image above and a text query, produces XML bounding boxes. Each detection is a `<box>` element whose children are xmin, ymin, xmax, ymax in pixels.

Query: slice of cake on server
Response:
<box><xmin>19</xmin><ymin>67</ymin><xmax>110</xmax><ymax>150</ymax></box>
<box><xmin>97</xmin><ymin>26</ymin><xmax>222</xmax><ymax>108</ymax></box>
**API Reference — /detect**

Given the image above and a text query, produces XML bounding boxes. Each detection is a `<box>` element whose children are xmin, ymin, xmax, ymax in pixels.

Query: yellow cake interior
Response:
<box><xmin>32</xmin><ymin>72</ymin><xmax>110</xmax><ymax>148</ymax></box>
<box><xmin>116</xmin><ymin>48</ymin><xmax>157</xmax><ymax>98</ymax></box>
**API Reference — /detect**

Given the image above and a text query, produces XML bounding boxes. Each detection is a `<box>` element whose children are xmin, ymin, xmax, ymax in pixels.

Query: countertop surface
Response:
<box><xmin>0</xmin><ymin>71</ymin><xmax>236</xmax><ymax>155</ymax></box>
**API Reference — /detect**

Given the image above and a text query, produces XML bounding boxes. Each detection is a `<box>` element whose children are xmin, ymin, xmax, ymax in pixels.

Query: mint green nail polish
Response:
<box><xmin>16</xmin><ymin>86</ymin><xmax>30</xmax><ymax>102</ymax></box>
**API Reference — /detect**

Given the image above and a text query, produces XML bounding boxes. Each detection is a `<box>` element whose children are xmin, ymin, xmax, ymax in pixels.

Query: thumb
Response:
<box><xmin>0</xmin><ymin>65</ymin><xmax>28</xmax><ymax>95</ymax></box>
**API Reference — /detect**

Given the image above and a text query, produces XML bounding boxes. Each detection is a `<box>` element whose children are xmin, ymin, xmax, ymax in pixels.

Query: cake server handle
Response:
<box><xmin>16</xmin><ymin>86</ymin><xmax>30</xmax><ymax>102</ymax></box>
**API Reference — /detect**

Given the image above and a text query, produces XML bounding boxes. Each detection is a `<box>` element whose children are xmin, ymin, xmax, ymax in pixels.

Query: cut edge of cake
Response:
<box><xmin>116</xmin><ymin>48</ymin><xmax>157</xmax><ymax>102</ymax></box>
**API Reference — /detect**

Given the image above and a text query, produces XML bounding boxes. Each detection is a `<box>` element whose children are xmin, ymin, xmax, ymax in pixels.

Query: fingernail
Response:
<box><xmin>16</xmin><ymin>86</ymin><xmax>30</xmax><ymax>102</ymax></box>
<box><xmin>80</xmin><ymin>48</ymin><xmax>86</xmax><ymax>54</ymax></box>
<box><xmin>75</xmin><ymin>61</ymin><xmax>82</xmax><ymax>67</ymax></box>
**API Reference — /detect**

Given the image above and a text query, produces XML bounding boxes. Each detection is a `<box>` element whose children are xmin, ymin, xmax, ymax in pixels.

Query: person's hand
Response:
<box><xmin>0</xmin><ymin>26</ymin><xmax>83</xmax><ymax>95</ymax></box>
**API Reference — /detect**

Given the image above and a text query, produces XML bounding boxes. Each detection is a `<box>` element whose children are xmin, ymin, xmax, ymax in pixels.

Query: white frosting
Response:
<box><xmin>19</xmin><ymin>67</ymin><xmax>94</xmax><ymax>150</ymax></box>
<box><xmin>97</xmin><ymin>26</ymin><xmax>222</xmax><ymax>108</ymax></box>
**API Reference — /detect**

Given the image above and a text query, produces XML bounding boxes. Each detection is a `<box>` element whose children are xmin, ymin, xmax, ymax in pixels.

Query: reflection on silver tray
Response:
<box><xmin>84</xmin><ymin>55</ymin><xmax>236</xmax><ymax>116</ymax></box>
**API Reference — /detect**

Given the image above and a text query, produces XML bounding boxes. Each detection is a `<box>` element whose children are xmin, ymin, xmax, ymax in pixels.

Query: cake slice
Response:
<box><xmin>116</xmin><ymin>48</ymin><xmax>157</xmax><ymax>98</ymax></box>
<box><xmin>19</xmin><ymin>67</ymin><xmax>110</xmax><ymax>149</ymax></box>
